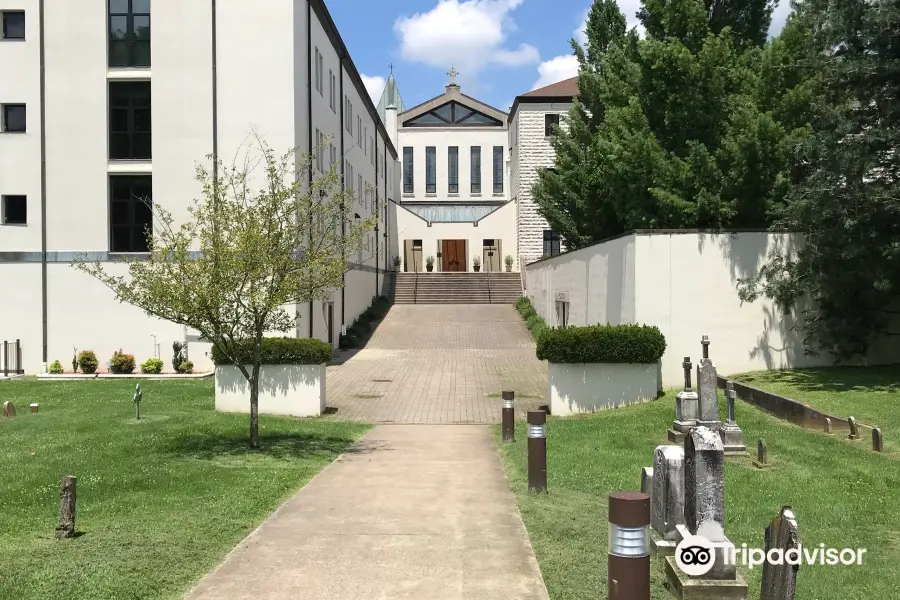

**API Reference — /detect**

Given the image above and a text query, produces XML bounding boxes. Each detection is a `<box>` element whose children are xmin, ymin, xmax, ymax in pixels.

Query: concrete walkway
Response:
<box><xmin>185</xmin><ymin>425</ymin><xmax>550</xmax><ymax>600</ymax></box>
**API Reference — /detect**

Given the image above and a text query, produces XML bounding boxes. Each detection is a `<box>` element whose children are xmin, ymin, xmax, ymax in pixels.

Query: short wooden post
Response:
<box><xmin>56</xmin><ymin>475</ymin><xmax>77</xmax><ymax>539</ymax></box>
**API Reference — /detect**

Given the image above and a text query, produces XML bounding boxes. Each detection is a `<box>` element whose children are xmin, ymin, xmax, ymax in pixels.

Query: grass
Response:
<box><xmin>495</xmin><ymin>392</ymin><xmax>900</xmax><ymax>600</ymax></box>
<box><xmin>733</xmin><ymin>364</ymin><xmax>900</xmax><ymax>435</ymax></box>
<box><xmin>0</xmin><ymin>379</ymin><xmax>370</xmax><ymax>600</ymax></box>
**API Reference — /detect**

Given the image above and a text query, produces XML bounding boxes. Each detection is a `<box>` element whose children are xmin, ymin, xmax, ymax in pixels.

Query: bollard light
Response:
<box><xmin>608</xmin><ymin>492</ymin><xmax>651</xmax><ymax>600</ymax></box>
<box><xmin>527</xmin><ymin>410</ymin><xmax>548</xmax><ymax>494</ymax></box>
<box><xmin>501</xmin><ymin>390</ymin><xmax>515</xmax><ymax>442</ymax></box>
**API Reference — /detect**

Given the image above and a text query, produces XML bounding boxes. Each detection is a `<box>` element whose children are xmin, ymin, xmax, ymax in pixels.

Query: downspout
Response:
<box><xmin>339</xmin><ymin>56</ymin><xmax>345</xmax><ymax>327</ymax></box>
<box><xmin>39</xmin><ymin>0</ymin><xmax>47</xmax><ymax>367</ymax></box>
<box><xmin>307</xmin><ymin>1</ymin><xmax>314</xmax><ymax>338</ymax></box>
<box><xmin>211</xmin><ymin>0</ymin><xmax>218</xmax><ymax>174</ymax></box>
<box><xmin>375</xmin><ymin>140</ymin><xmax>379</xmax><ymax>297</ymax></box>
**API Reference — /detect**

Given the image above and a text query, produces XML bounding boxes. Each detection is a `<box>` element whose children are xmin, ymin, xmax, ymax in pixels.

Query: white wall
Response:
<box><xmin>0</xmin><ymin>264</ymin><xmax>42</xmax><ymax>371</ymax></box>
<box><xmin>525</xmin><ymin>234</ymin><xmax>635</xmax><ymax>327</ymax></box>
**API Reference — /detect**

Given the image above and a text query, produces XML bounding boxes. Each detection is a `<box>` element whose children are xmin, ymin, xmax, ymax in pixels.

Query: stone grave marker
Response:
<box><xmin>760</xmin><ymin>506</ymin><xmax>800</xmax><ymax>600</ymax></box>
<box><xmin>2</xmin><ymin>401</ymin><xmax>14</xmax><ymax>417</ymax></box>
<box><xmin>753</xmin><ymin>439</ymin><xmax>772</xmax><ymax>469</ymax></box>
<box><xmin>848</xmin><ymin>416</ymin><xmax>859</xmax><ymax>440</ymax></box>
<box><xmin>30</xmin><ymin>403</ymin><xmax>39</xmax><ymax>414</ymax></box>
<box><xmin>824</xmin><ymin>417</ymin><xmax>832</xmax><ymax>434</ymax></box>
<box><xmin>640</xmin><ymin>466</ymin><xmax>653</xmax><ymax>498</ymax></box>
<box><xmin>696</xmin><ymin>336</ymin><xmax>720</xmax><ymax>427</ymax></box>
<box><xmin>650</xmin><ymin>446</ymin><xmax>684</xmax><ymax>554</ymax></box>
<box><xmin>668</xmin><ymin>357</ymin><xmax>698</xmax><ymax>443</ymax></box>
<box><xmin>720</xmin><ymin>381</ymin><xmax>747</xmax><ymax>455</ymax></box>
<box><xmin>873</xmin><ymin>428</ymin><xmax>883</xmax><ymax>452</ymax></box>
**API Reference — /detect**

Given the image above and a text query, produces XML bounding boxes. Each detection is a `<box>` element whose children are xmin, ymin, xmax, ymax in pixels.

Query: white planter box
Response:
<box><xmin>549</xmin><ymin>362</ymin><xmax>660</xmax><ymax>416</ymax></box>
<box><xmin>36</xmin><ymin>372</ymin><xmax>212</xmax><ymax>381</ymax></box>
<box><xmin>215</xmin><ymin>364</ymin><xmax>325</xmax><ymax>418</ymax></box>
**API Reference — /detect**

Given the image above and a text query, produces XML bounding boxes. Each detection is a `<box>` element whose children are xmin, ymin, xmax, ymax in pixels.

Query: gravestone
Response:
<box><xmin>650</xmin><ymin>446</ymin><xmax>684</xmax><ymax>554</ymax></box>
<box><xmin>873</xmin><ymin>428</ymin><xmax>883</xmax><ymax>452</ymax></box>
<box><xmin>760</xmin><ymin>506</ymin><xmax>800</xmax><ymax>600</ymax></box>
<box><xmin>668</xmin><ymin>357</ymin><xmax>699</xmax><ymax>443</ymax></box>
<box><xmin>696</xmin><ymin>336</ymin><xmax>719</xmax><ymax>427</ymax></box>
<box><xmin>753</xmin><ymin>439</ymin><xmax>772</xmax><ymax>469</ymax></box>
<box><xmin>824</xmin><ymin>417</ymin><xmax>832</xmax><ymax>434</ymax></box>
<box><xmin>720</xmin><ymin>381</ymin><xmax>747</xmax><ymax>455</ymax></box>
<box><xmin>848</xmin><ymin>416</ymin><xmax>859</xmax><ymax>440</ymax></box>
<box><xmin>30</xmin><ymin>403</ymin><xmax>39</xmax><ymax>414</ymax></box>
<box><xmin>641</xmin><ymin>467</ymin><xmax>653</xmax><ymax>498</ymax></box>
<box><xmin>2</xmin><ymin>401</ymin><xmax>14</xmax><ymax>417</ymax></box>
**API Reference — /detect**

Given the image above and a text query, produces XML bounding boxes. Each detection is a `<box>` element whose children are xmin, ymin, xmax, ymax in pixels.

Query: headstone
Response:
<box><xmin>873</xmin><ymin>428</ymin><xmax>883</xmax><ymax>452</ymax></box>
<box><xmin>651</xmin><ymin>446</ymin><xmax>684</xmax><ymax>545</ymax></box>
<box><xmin>720</xmin><ymin>381</ymin><xmax>747</xmax><ymax>455</ymax></box>
<box><xmin>2</xmin><ymin>401</ymin><xmax>14</xmax><ymax>417</ymax></box>
<box><xmin>641</xmin><ymin>467</ymin><xmax>653</xmax><ymax>497</ymax></box>
<box><xmin>824</xmin><ymin>417</ymin><xmax>832</xmax><ymax>434</ymax></box>
<box><xmin>696</xmin><ymin>336</ymin><xmax>719</xmax><ymax>426</ymax></box>
<box><xmin>848</xmin><ymin>416</ymin><xmax>859</xmax><ymax>440</ymax></box>
<box><xmin>760</xmin><ymin>506</ymin><xmax>800</xmax><ymax>600</ymax></box>
<box><xmin>683</xmin><ymin>426</ymin><xmax>726</xmax><ymax>542</ymax></box>
<box><xmin>668</xmin><ymin>357</ymin><xmax>699</xmax><ymax>443</ymax></box>
<box><xmin>30</xmin><ymin>403</ymin><xmax>39</xmax><ymax>414</ymax></box>
<box><xmin>752</xmin><ymin>439</ymin><xmax>772</xmax><ymax>469</ymax></box>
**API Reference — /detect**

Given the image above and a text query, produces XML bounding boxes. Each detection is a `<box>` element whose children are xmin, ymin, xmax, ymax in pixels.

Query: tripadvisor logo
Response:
<box><xmin>675</xmin><ymin>535</ymin><xmax>716</xmax><ymax>576</ymax></box>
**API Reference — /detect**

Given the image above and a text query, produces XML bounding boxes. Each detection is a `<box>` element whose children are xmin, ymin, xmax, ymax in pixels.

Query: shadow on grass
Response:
<box><xmin>170</xmin><ymin>432</ymin><xmax>382</xmax><ymax>462</ymax></box>
<box><xmin>740</xmin><ymin>364</ymin><xmax>900</xmax><ymax>394</ymax></box>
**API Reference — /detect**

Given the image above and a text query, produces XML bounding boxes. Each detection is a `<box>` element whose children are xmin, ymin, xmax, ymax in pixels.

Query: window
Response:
<box><xmin>315</xmin><ymin>129</ymin><xmax>325</xmax><ymax>171</ymax></box>
<box><xmin>403</xmin><ymin>101</ymin><xmax>503</xmax><ymax>127</ymax></box>
<box><xmin>1</xmin><ymin>104</ymin><xmax>25</xmax><ymax>132</ymax></box>
<box><xmin>425</xmin><ymin>147</ymin><xmax>436</xmax><ymax>194</ymax></box>
<box><xmin>358</xmin><ymin>174</ymin><xmax>362</xmax><ymax>204</ymax></box>
<box><xmin>315</xmin><ymin>48</ymin><xmax>323</xmax><ymax>95</ymax></box>
<box><xmin>543</xmin><ymin>230</ymin><xmax>561</xmax><ymax>257</ymax></box>
<box><xmin>493</xmin><ymin>146</ymin><xmax>503</xmax><ymax>194</ymax></box>
<box><xmin>1</xmin><ymin>10</ymin><xmax>25</xmax><ymax>39</ymax></box>
<box><xmin>403</xmin><ymin>147</ymin><xmax>414</xmax><ymax>194</ymax></box>
<box><xmin>345</xmin><ymin>96</ymin><xmax>353</xmax><ymax>133</ymax></box>
<box><xmin>544</xmin><ymin>113</ymin><xmax>560</xmax><ymax>137</ymax></box>
<box><xmin>330</xmin><ymin>143</ymin><xmax>336</xmax><ymax>170</ymax></box>
<box><xmin>448</xmin><ymin>146</ymin><xmax>458</xmax><ymax>194</ymax></box>
<box><xmin>110</xmin><ymin>175</ymin><xmax>152</xmax><ymax>252</ymax></box>
<box><xmin>413</xmin><ymin>239</ymin><xmax>422</xmax><ymax>248</ymax></box>
<box><xmin>371</xmin><ymin>137</ymin><xmax>375</xmax><ymax>165</ymax></box>
<box><xmin>1</xmin><ymin>195</ymin><xmax>26</xmax><ymax>224</ymax></box>
<box><xmin>329</xmin><ymin>71</ymin><xmax>336</xmax><ymax>112</ymax></box>
<box><xmin>109</xmin><ymin>0</ymin><xmax>151</xmax><ymax>68</ymax></box>
<box><xmin>364</xmin><ymin>127</ymin><xmax>368</xmax><ymax>156</ymax></box>
<box><xmin>556</xmin><ymin>301</ymin><xmax>569</xmax><ymax>327</ymax></box>
<box><xmin>470</xmin><ymin>146</ymin><xmax>481</xmax><ymax>194</ymax></box>
<box><xmin>109</xmin><ymin>81</ymin><xmax>151</xmax><ymax>160</ymax></box>
<box><xmin>357</xmin><ymin>116</ymin><xmax>362</xmax><ymax>147</ymax></box>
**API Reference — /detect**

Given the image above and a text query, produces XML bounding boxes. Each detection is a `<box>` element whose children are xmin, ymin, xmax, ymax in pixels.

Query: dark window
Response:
<box><xmin>543</xmin><ymin>230</ymin><xmax>561</xmax><ymax>257</ymax></box>
<box><xmin>493</xmin><ymin>146</ymin><xmax>503</xmax><ymax>194</ymax></box>
<box><xmin>403</xmin><ymin>147</ymin><xmax>414</xmax><ymax>194</ymax></box>
<box><xmin>413</xmin><ymin>239</ymin><xmax>422</xmax><ymax>248</ymax></box>
<box><xmin>1</xmin><ymin>195</ymin><xmax>26</xmax><ymax>224</ymax></box>
<box><xmin>403</xmin><ymin>101</ymin><xmax>504</xmax><ymax>127</ymax></box>
<box><xmin>425</xmin><ymin>147</ymin><xmax>436</xmax><ymax>194</ymax></box>
<box><xmin>109</xmin><ymin>81</ymin><xmax>151</xmax><ymax>160</ymax></box>
<box><xmin>2</xmin><ymin>104</ymin><xmax>25</xmax><ymax>132</ymax></box>
<box><xmin>544</xmin><ymin>114</ymin><xmax>560</xmax><ymax>137</ymax></box>
<box><xmin>110</xmin><ymin>175</ymin><xmax>152</xmax><ymax>252</ymax></box>
<box><xmin>1</xmin><ymin>11</ymin><xmax>25</xmax><ymax>39</ymax></box>
<box><xmin>470</xmin><ymin>146</ymin><xmax>481</xmax><ymax>194</ymax></box>
<box><xmin>483</xmin><ymin>239</ymin><xmax>495</xmax><ymax>247</ymax></box>
<box><xmin>556</xmin><ymin>301</ymin><xmax>569</xmax><ymax>327</ymax></box>
<box><xmin>109</xmin><ymin>0</ymin><xmax>151</xmax><ymax>68</ymax></box>
<box><xmin>448</xmin><ymin>146</ymin><xmax>458</xmax><ymax>193</ymax></box>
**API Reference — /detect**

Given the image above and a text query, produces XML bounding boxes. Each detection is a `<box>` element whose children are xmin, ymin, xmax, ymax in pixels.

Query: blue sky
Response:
<box><xmin>326</xmin><ymin>0</ymin><xmax>793</xmax><ymax>113</ymax></box>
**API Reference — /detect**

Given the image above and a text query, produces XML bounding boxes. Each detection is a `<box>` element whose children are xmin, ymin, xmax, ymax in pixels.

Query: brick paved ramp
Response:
<box><xmin>326</xmin><ymin>305</ymin><xmax>547</xmax><ymax>423</ymax></box>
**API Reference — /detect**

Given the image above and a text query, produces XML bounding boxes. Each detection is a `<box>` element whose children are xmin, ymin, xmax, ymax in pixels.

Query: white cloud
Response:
<box><xmin>575</xmin><ymin>7</ymin><xmax>590</xmax><ymax>46</ymax></box>
<box><xmin>394</xmin><ymin>0</ymin><xmax>540</xmax><ymax>82</ymax></box>
<box><xmin>360</xmin><ymin>74</ymin><xmax>386</xmax><ymax>103</ymax></box>
<box><xmin>768</xmin><ymin>0</ymin><xmax>793</xmax><ymax>37</ymax></box>
<box><xmin>532</xmin><ymin>54</ymin><xmax>579</xmax><ymax>89</ymax></box>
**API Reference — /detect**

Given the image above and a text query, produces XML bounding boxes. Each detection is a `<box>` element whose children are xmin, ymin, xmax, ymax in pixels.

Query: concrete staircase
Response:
<box><xmin>395</xmin><ymin>272</ymin><xmax>523</xmax><ymax>304</ymax></box>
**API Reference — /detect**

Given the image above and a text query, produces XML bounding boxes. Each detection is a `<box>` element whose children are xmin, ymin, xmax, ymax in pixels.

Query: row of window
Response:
<box><xmin>403</xmin><ymin>146</ymin><xmax>504</xmax><ymax>195</ymax></box>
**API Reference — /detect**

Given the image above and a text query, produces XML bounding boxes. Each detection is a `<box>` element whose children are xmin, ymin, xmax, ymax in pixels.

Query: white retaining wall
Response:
<box><xmin>215</xmin><ymin>364</ymin><xmax>325</xmax><ymax>418</ymax></box>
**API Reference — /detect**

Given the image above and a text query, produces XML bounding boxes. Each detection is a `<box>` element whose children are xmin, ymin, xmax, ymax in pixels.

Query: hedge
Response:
<box><xmin>515</xmin><ymin>296</ymin><xmax>549</xmax><ymax>342</ymax></box>
<box><xmin>212</xmin><ymin>337</ymin><xmax>333</xmax><ymax>366</ymax></box>
<box><xmin>536</xmin><ymin>323</ymin><xmax>666</xmax><ymax>364</ymax></box>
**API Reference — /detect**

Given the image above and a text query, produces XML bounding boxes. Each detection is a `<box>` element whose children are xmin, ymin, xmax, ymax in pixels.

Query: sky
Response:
<box><xmin>326</xmin><ymin>0</ymin><xmax>793</xmax><ymax>113</ymax></box>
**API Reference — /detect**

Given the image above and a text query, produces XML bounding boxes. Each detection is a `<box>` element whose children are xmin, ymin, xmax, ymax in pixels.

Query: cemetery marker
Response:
<box><xmin>56</xmin><ymin>475</ymin><xmax>77</xmax><ymax>539</ymax></box>
<box><xmin>720</xmin><ymin>381</ymin><xmax>748</xmax><ymax>456</ymax></box>
<box><xmin>667</xmin><ymin>357</ymin><xmax>698</xmax><ymax>443</ymax></box>
<box><xmin>824</xmin><ymin>417</ymin><xmax>832</xmax><ymax>434</ymax></box>
<box><xmin>872</xmin><ymin>428</ymin><xmax>883</xmax><ymax>452</ymax></box>
<box><xmin>761</xmin><ymin>506</ymin><xmax>800</xmax><ymax>600</ymax></box>
<box><xmin>30</xmin><ymin>403</ymin><xmax>39</xmax><ymax>414</ymax></box>
<box><xmin>2</xmin><ymin>401</ymin><xmax>14</xmax><ymax>417</ymax></box>
<box><xmin>752</xmin><ymin>439</ymin><xmax>772</xmax><ymax>469</ymax></box>
<box><xmin>847</xmin><ymin>416</ymin><xmax>859</xmax><ymax>440</ymax></box>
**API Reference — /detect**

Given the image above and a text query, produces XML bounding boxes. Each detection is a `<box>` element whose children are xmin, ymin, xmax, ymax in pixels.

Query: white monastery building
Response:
<box><xmin>0</xmin><ymin>0</ymin><xmax>400</xmax><ymax>374</ymax></box>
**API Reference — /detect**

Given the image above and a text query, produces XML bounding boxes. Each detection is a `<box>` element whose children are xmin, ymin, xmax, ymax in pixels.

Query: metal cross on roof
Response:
<box><xmin>389</xmin><ymin>62</ymin><xmax>394</xmax><ymax>74</ymax></box>
<box><xmin>447</xmin><ymin>66</ymin><xmax>459</xmax><ymax>84</ymax></box>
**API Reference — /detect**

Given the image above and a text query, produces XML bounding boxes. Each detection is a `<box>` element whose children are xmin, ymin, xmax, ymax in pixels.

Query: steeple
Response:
<box><xmin>376</xmin><ymin>72</ymin><xmax>405</xmax><ymax>126</ymax></box>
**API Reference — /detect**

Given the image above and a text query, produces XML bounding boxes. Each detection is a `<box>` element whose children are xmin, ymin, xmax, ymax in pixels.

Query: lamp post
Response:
<box><xmin>501</xmin><ymin>391</ymin><xmax>515</xmax><ymax>442</ymax></box>
<box><xmin>607</xmin><ymin>491</ymin><xmax>651</xmax><ymax>600</ymax></box>
<box><xmin>527</xmin><ymin>410</ymin><xmax>547</xmax><ymax>493</ymax></box>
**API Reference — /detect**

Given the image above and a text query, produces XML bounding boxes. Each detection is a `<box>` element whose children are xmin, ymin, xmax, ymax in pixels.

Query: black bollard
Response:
<box><xmin>501</xmin><ymin>391</ymin><xmax>515</xmax><ymax>442</ymax></box>
<box><xmin>608</xmin><ymin>492</ymin><xmax>651</xmax><ymax>600</ymax></box>
<box><xmin>527</xmin><ymin>410</ymin><xmax>547</xmax><ymax>493</ymax></box>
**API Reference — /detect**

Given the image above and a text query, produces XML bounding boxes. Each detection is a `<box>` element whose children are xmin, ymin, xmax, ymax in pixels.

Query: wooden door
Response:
<box><xmin>441</xmin><ymin>240</ymin><xmax>465</xmax><ymax>272</ymax></box>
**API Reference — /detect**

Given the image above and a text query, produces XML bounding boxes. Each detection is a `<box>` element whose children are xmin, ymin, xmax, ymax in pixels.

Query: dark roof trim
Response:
<box><xmin>310</xmin><ymin>0</ymin><xmax>397</xmax><ymax>160</ymax></box>
<box><xmin>508</xmin><ymin>95</ymin><xmax>576</xmax><ymax>123</ymax></box>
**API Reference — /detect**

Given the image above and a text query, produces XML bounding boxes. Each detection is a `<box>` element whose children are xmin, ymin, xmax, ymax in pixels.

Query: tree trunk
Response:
<box><xmin>56</xmin><ymin>475</ymin><xmax>77</xmax><ymax>539</ymax></box>
<box><xmin>249</xmin><ymin>366</ymin><xmax>260</xmax><ymax>449</ymax></box>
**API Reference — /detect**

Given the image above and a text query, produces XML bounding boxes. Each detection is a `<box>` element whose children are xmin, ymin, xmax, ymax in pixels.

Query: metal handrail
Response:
<box><xmin>413</xmin><ymin>256</ymin><xmax>419</xmax><ymax>304</ymax></box>
<box><xmin>486</xmin><ymin>258</ymin><xmax>492</xmax><ymax>304</ymax></box>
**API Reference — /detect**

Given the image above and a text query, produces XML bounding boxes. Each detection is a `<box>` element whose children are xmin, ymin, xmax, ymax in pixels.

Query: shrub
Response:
<box><xmin>514</xmin><ymin>296</ymin><xmax>547</xmax><ymax>341</ymax></box>
<box><xmin>141</xmin><ymin>357</ymin><xmax>164</xmax><ymax>374</ymax></box>
<box><xmin>211</xmin><ymin>337</ymin><xmax>333</xmax><ymax>366</ymax></box>
<box><xmin>426</xmin><ymin>256</ymin><xmax>435</xmax><ymax>268</ymax></box>
<box><xmin>536</xmin><ymin>324</ymin><xmax>667</xmax><ymax>364</ymax></box>
<box><xmin>172</xmin><ymin>341</ymin><xmax>186</xmax><ymax>373</ymax></box>
<box><xmin>393</xmin><ymin>256</ymin><xmax>401</xmax><ymax>268</ymax></box>
<box><xmin>77</xmin><ymin>350</ymin><xmax>99</xmax><ymax>374</ymax></box>
<box><xmin>340</xmin><ymin>295</ymin><xmax>392</xmax><ymax>350</ymax></box>
<box><xmin>178</xmin><ymin>360</ymin><xmax>194</xmax><ymax>374</ymax></box>
<box><xmin>109</xmin><ymin>349</ymin><xmax>136</xmax><ymax>374</ymax></box>
<box><xmin>473</xmin><ymin>256</ymin><xmax>481</xmax><ymax>267</ymax></box>
<box><xmin>48</xmin><ymin>360</ymin><xmax>64</xmax><ymax>375</ymax></box>
<box><xmin>505</xmin><ymin>255</ymin><xmax>514</xmax><ymax>267</ymax></box>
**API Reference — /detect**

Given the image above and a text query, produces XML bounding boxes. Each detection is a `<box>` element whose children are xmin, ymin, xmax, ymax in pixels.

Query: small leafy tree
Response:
<box><xmin>74</xmin><ymin>134</ymin><xmax>374</xmax><ymax>447</ymax></box>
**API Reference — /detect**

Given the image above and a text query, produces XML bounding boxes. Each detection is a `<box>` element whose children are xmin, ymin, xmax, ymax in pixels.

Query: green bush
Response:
<box><xmin>536</xmin><ymin>324</ymin><xmax>667</xmax><ymax>364</ymax></box>
<box><xmin>77</xmin><ymin>350</ymin><xmax>99</xmax><ymax>374</ymax></box>
<box><xmin>212</xmin><ymin>337</ymin><xmax>333</xmax><ymax>366</ymax></box>
<box><xmin>48</xmin><ymin>360</ymin><xmax>64</xmax><ymax>375</ymax></box>
<box><xmin>178</xmin><ymin>360</ymin><xmax>194</xmax><ymax>374</ymax></box>
<box><xmin>515</xmin><ymin>296</ymin><xmax>547</xmax><ymax>342</ymax></box>
<box><xmin>109</xmin><ymin>350</ymin><xmax>136</xmax><ymax>374</ymax></box>
<box><xmin>140</xmin><ymin>357</ymin><xmax>164</xmax><ymax>374</ymax></box>
<box><xmin>340</xmin><ymin>295</ymin><xmax>392</xmax><ymax>349</ymax></box>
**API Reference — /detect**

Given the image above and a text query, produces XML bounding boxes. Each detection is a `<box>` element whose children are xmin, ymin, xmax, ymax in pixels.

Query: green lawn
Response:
<box><xmin>0</xmin><ymin>379</ymin><xmax>370</xmax><ymax>600</ymax></box>
<box><xmin>495</xmin><ymin>394</ymin><xmax>900</xmax><ymax>600</ymax></box>
<box><xmin>733</xmin><ymin>364</ymin><xmax>900</xmax><ymax>437</ymax></box>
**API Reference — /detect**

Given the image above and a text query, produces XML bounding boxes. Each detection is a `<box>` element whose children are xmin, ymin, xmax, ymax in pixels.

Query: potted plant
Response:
<box><xmin>393</xmin><ymin>256</ymin><xmax>401</xmax><ymax>271</ymax></box>
<box><xmin>505</xmin><ymin>255</ymin><xmax>514</xmax><ymax>272</ymax></box>
<box><xmin>425</xmin><ymin>256</ymin><xmax>435</xmax><ymax>272</ymax></box>
<box><xmin>473</xmin><ymin>256</ymin><xmax>481</xmax><ymax>272</ymax></box>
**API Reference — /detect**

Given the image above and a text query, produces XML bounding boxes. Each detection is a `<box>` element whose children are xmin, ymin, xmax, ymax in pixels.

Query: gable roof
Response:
<box><xmin>376</xmin><ymin>73</ymin><xmax>405</xmax><ymax>124</ymax></box>
<box><xmin>400</xmin><ymin>84</ymin><xmax>508</xmax><ymax>128</ymax></box>
<box><xmin>508</xmin><ymin>76</ymin><xmax>579</xmax><ymax>121</ymax></box>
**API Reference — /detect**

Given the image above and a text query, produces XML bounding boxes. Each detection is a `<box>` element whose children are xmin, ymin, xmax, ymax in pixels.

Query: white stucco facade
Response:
<box><xmin>526</xmin><ymin>231</ymin><xmax>900</xmax><ymax>387</ymax></box>
<box><xmin>215</xmin><ymin>364</ymin><xmax>326</xmax><ymax>418</ymax></box>
<box><xmin>549</xmin><ymin>362</ymin><xmax>660</xmax><ymax>416</ymax></box>
<box><xmin>0</xmin><ymin>0</ymin><xmax>399</xmax><ymax>374</ymax></box>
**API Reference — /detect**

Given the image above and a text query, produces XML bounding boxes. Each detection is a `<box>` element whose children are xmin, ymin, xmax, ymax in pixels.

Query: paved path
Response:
<box><xmin>185</xmin><ymin>425</ymin><xmax>550</xmax><ymax>600</ymax></box>
<box><xmin>325</xmin><ymin>305</ymin><xmax>548</xmax><ymax>423</ymax></box>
